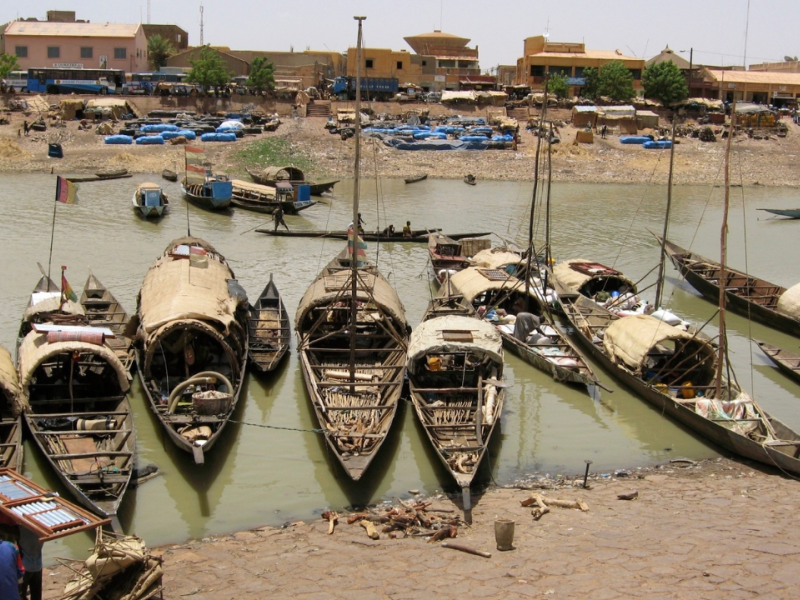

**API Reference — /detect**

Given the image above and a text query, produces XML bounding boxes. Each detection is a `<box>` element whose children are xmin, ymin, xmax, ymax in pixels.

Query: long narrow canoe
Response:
<box><xmin>248</xmin><ymin>274</ymin><xmax>290</xmax><ymax>373</ymax></box>
<box><xmin>0</xmin><ymin>345</ymin><xmax>23</xmax><ymax>471</ymax></box>
<box><xmin>658</xmin><ymin>236</ymin><xmax>800</xmax><ymax>337</ymax></box>
<box><xmin>428</xmin><ymin>233</ymin><xmax>470</xmax><ymax>285</ymax></box>
<box><xmin>80</xmin><ymin>271</ymin><xmax>135</xmax><ymax>377</ymax></box>
<box><xmin>18</xmin><ymin>279</ymin><xmax>134</xmax><ymax>518</ymax></box>
<box><xmin>756</xmin><ymin>341</ymin><xmax>800</xmax><ymax>385</ymax></box>
<box><xmin>757</xmin><ymin>208</ymin><xmax>800</xmax><ymax>219</ymax></box>
<box><xmin>560</xmin><ymin>292</ymin><xmax>800</xmax><ymax>475</ymax></box>
<box><xmin>256</xmin><ymin>229</ymin><xmax>491</xmax><ymax>242</ymax></box>
<box><xmin>407</xmin><ymin>280</ymin><xmax>505</xmax><ymax>517</ymax></box>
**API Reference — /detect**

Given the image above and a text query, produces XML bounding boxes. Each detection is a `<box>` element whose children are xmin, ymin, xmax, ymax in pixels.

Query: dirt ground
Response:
<box><xmin>2</xmin><ymin>101</ymin><xmax>800</xmax><ymax>187</ymax></box>
<box><xmin>39</xmin><ymin>457</ymin><xmax>800</xmax><ymax>599</ymax></box>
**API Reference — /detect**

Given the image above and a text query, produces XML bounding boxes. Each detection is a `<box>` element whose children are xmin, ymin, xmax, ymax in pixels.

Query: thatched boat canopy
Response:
<box><xmin>470</xmin><ymin>248</ymin><xmax>525</xmax><ymax>271</ymax></box>
<box><xmin>603</xmin><ymin>314</ymin><xmax>716</xmax><ymax>384</ymax></box>
<box><xmin>250</xmin><ymin>166</ymin><xmax>304</xmax><ymax>181</ymax></box>
<box><xmin>407</xmin><ymin>315</ymin><xmax>502</xmax><ymax>375</ymax></box>
<box><xmin>450</xmin><ymin>267</ymin><xmax>527</xmax><ymax>305</ymax></box>
<box><xmin>553</xmin><ymin>258</ymin><xmax>637</xmax><ymax>296</ymax></box>
<box><xmin>0</xmin><ymin>344</ymin><xmax>25</xmax><ymax>415</ymax></box>
<box><xmin>777</xmin><ymin>282</ymin><xmax>800</xmax><ymax>320</ymax></box>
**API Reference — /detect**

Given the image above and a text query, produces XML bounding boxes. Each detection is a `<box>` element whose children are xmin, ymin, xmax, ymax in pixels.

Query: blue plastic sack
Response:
<box><xmin>104</xmin><ymin>135</ymin><xmax>133</xmax><ymax>145</ymax></box>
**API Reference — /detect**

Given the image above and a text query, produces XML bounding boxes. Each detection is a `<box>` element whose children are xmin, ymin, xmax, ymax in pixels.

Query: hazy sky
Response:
<box><xmin>3</xmin><ymin>0</ymin><xmax>799</xmax><ymax>70</ymax></box>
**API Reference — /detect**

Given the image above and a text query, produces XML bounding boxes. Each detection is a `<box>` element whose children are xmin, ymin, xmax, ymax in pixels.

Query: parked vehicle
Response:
<box><xmin>332</xmin><ymin>76</ymin><xmax>399</xmax><ymax>101</ymax></box>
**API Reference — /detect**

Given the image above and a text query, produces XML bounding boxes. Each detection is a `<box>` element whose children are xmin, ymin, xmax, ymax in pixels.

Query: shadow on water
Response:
<box><xmin>248</xmin><ymin>356</ymin><xmax>291</xmax><ymax>423</ymax></box>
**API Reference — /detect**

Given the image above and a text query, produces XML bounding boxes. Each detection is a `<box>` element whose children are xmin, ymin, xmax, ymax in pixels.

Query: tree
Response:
<box><xmin>247</xmin><ymin>57</ymin><xmax>275</xmax><ymax>94</ymax></box>
<box><xmin>642</xmin><ymin>61</ymin><xmax>689</xmax><ymax>107</ymax></box>
<box><xmin>187</xmin><ymin>46</ymin><xmax>231</xmax><ymax>92</ymax></box>
<box><xmin>597</xmin><ymin>60</ymin><xmax>635</xmax><ymax>102</ymax></box>
<box><xmin>0</xmin><ymin>53</ymin><xmax>20</xmax><ymax>81</ymax></box>
<box><xmin>147</xmin><ymin>34</ymin><xmax>175</xmax><ymax>71</ymax></box>
<box><xmin>547</xmin><ymin>72</ymin><xmax>569</xmax><ymax>99</ymax></box>
<box><xmin>581</xmin><ymin>67</ymin><xmax>599</xmax><ymax>99</ymax></box>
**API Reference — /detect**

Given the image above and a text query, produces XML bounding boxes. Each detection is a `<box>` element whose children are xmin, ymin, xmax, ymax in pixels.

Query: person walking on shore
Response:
<box><xmin>0</xmin><ymin>538</ymin><xmax>23</xmax><ymax>600</ymax></box>
<box><xmin>273</xmin><ymin>206</ymin><xmax>289</xmax><ymax>232</ymax></box>
<box><xmin>18</xmin><ymin>527</ymin><xmax>42</xmax><ymax>600</ymax></box>
<box><xmin>23</xmin><ymin>121</ymin><xmax>29</xmax><ymax>136</ymax></box>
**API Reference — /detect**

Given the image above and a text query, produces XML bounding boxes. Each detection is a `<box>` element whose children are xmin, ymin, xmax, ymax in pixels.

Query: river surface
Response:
<box><xmin>1</xmin><ymin>174</ymin><xmax>799</xmax><ymax>560</ymax></box>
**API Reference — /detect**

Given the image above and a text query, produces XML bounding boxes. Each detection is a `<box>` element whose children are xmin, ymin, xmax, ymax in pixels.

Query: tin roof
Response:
<box><xmin>5</xmin><ymin>20</ymin><xmax>141</xmax><ymax>38</ymax></box>
<box><xmin>705</xmin><ymin>69</ymin><xmax>800</xmax><ymax>86</ymax></box>
<box><xmin>529</xmin><ymin>49</ymin><xmax>640</xmax><ymax>61</ymax></box>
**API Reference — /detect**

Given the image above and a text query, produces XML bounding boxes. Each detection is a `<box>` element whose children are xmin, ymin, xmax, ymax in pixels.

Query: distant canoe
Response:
<box><xmin>66</xmin><ymin>173</ymin><xmax>132</xmax><ymax>183</ymax></box>
<box><xmin>463</xmin><ymin>174</ymin><xmax>476</xmax><ymax>185</ymax></box>
<box><xmin>758</xmin><ymin>208</ymin><xmax>800</xmax><ymax>219</ymax></box>
<box><xmin>162</xmin><ymin>169</ymin><xmax>178</xmax><ymax>182</ymax></box>
<box><xmin>256</xmin><ymin>229</ymin><xmax>490</xmax><ymax>242</ymax></box>
<box><xmin>405</xmin><ymin>174</ymin><xmax>427</xmax><ymax>184</ymax></box>
<box><xmin>246</xmin><ymin>166</ymin><xmax>339</xmax><ymax>196</ymax></box>
<box><xmin>96</xmin><ymin>168</ymin><xmax>128</xmax><ymax>178</ymax></box>
<box><xmin>756</xmin><ymin>341</ymin><xmax>800</xmax><ymax>385</ymax></box>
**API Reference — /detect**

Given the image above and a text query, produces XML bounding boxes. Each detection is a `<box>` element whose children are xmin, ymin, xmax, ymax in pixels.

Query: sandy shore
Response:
<box><xmin>2</xmin><ymin>103</ymin><xmax>800</xmax><ymax>187</ymax></box>
<box><xmin>39</xmin><ymin>457</ymin><xmax>800</xmax><ymax>599</ymax></box>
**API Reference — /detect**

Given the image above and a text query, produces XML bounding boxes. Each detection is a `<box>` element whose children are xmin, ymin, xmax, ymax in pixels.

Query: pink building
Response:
<box><xmin>4</xmin><ymin>21</ymin><xmax>148</xmax><ymax>73</ymax></box>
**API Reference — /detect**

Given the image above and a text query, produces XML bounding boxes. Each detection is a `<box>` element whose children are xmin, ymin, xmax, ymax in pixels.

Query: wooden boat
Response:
<box><xmin>657</xmin><ymin>236</ymin><xmax>800</xmax><ymax>337</ymax></box>
<box><xmin>552</xmin><ymin>258</ymin><xmax>638</xmax><ymax>301</ymax></box>
<box><xmin>756</xmin><ymin>341</ymin><xmax>800</xmax><ymax>385</ymax></box>
<box><xmin>463</xmin><ymin>174</ymin><xmax>476</xmax><ymax>185</ymax></box>
<box><xmin>246</xmin><ymin>166</ymin><xmax>339</xmax><ymax>196</ymax></box>
<box><xmin>296</xmin><ymin>19</ymin><xmax>409</xmax><ymax>481</ymax></box>
<box><xmin>405</xmin><ymin>174</ymin><xmax>427</xmax><ymax>184</ymax></box>
<box><xmin>135</xmin><ymin>237</ymin><xmax>249</xmax><ymax>464</ymax></box>
<box><xmin>428</xmin><ymin>233</ymin><xmax>470</xmax><ymax>285</ymax></box>
<box><xmin>407</xmin><ymin>279</ymin><xmax>505</xmax><ymax>514</ymax></box>
<box><xmin>162</xmin><ymin>169</ymin><xmax>178</xmax><ymax>182</ymax></box>
<box><xmin>450</xmin><ymin>264</ymin><xmax>600</xmax><ymax>393</ymax></box>
<box><xmin>17</xmin><ymin>277</ymin><xmax>135</xmax><ymax>518</ymax></box>
<box><xmin>231</xmin><ymin>179</ymin><xmax>316</xmax><ymax>214</ymax></box>
<box><xmin>96</xmin><ymin>168</ymin><xmax>128</xmax><ymax>178</ymax></box>
<box><xmin>181</xmin><ymin>176</ymin><xmax>232</xmax><ymax>211</ymax></box>
<box><xmin>0</xmin><ymin>345</ymin><xmax>24</xmax><ymax>471</ymax></box>
<box><xmin>66</xmin><ymin>174</ymin><xmax>132</xmax><ymax>183</ymax></box>
<box><xmin>559</xmin><ymin>293</ymin><xmax>800</xmax><ymax>475</ymax></box>
<box><xmin>79</xmin><ymin>270</ymin><xmax>135</xmax><ymax>377</ymax></box>
<box><xmin>256</xmin><ymin>228</ymin><xmax>491</xmax><ymax>242</ymax></box>
<box><xmin>757</xmin><ymin>208</ymin><xmax>800</xmax><ymax>219</ymax></box>
<box><xmin>248</xmin><ymin>274</ymin><xmax>290</xmax><ymax>373</ymax></box>
<box><xmin>132</xmin><ymin>182</ymin><xmax>169</xmax><ymax>218</ymax></box>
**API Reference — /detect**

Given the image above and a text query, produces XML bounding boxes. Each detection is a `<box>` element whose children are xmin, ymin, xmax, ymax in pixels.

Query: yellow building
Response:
<box><xmin>515</xmin><ymin>35</ymin><xmax>644</xmax><ymax>94</ymax></box>
<box><xmin>345</xmin><ymin>47</ymin><xmax>425</xmax><ymax>84</ymax></box>
<box><xmin>703</xmin><ymin>69</ymin><xmax>800</xmax><ymax>106</ymax></box>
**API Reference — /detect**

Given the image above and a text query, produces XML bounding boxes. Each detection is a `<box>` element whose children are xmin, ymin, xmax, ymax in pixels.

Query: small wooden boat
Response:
<box><xmin>79</xmin><ymin>270</ymin><xmax>135</xmax><ymax>377</ymax></box>
<box><xmin>296</xmin><ymin>247</ymin><xmax>409</xmax><ymax>481</ymax></box>
<box><xmin>248</xmin><ymin>274</ymin><xmax>290</xmax><ymax>373</ymax></box>
<box><xmin>231</xmin><ymin>179</ymin><xmax>316</xmax><ymax>214</ymax></box>
<box><xmin>407</xmin><ymin>279</ymin><xmax>505</xmax><ymax>515</ymax></box>
<box><xmin>0</xmin><ymin>345</ymin><xmax>24</xmax><ymax>471</ymax></box>
<box><xmin>658</xmin><ymin>236</ymin><xmax>800</xmax><ymax>337</ymax></box>
<box><xmin>463</xmin><ymin>174</ymin><xmax>476</xmax><ymax>186</ymax></box>
<box><xmin>559</xmin><ymin>292</ymin><xmax>800</xmax><ymax>475</ymax></box>
<box><xmin>256</xmin><ymin>228</ymin><xmax>491</xmax><ymax>242</ymax></box>
<box><xmin>450</xmin><ymin>264</ymin><xmax>601</xmax><ymax>393</ymax></box>
<box><xmin>66</xmin><ymin>173</ymin><xmax>132</xmax><ymax>183</ymax></box>
<box><xmin>405</xmin><ymin>174</ymin><xmax>427</xmax><ymax>184</ymax></box>
<box><xmin>757</xmin><ymin>208</ymin><xmax>800</xmax><ymax>219</ymax></box>
<box><xmin>96</xmin><ymin>168</ymin><xmax>128</xmax><ymax>178</ymax></box>
<box><xmin>246</xmin><ymin>166</ymin><xmax>339</xmax><ymax>196</ymax></box>
<box><xmin>162</xmin><ymin>169</ymin><xmax>178</xmax><ymax>182</ymax></box>
<box><xmin>428</xmin><ymin>232</ymin><xmax>470</xmax><ymax>285</ymax></box>
<box><xmin>17</xmin><ymin>277</ymin><xmax>135</xmax><ymax>518</ymax></box>
<box><xmin>552</xmin><ymin>258</ymin><xmax>638</xmax><ymax>300</ymax></box>
<box><xmin>756</xmin><ymin>341</ymin><xmax>800</xmax><ymax>385</ymax></box>
<box><xmin>181</xmin><ymin>176</ymin><xmax>232</xmax><ymax>211</ymax></box>
<box><xmin>135</xmin><ymin>237</ymin><xmax>249</xmax><ymax>464</ymax></box>
<box><xmin>132</xmin><ymin>182</ymin><xmax>170</xmax><ymax>218</ymax></box>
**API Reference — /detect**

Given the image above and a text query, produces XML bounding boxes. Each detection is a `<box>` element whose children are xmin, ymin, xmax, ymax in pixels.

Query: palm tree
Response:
<box><xmin>147</xmin><ymin>35</ymin><xmax>175</xmax><ymax>71</ymax></box>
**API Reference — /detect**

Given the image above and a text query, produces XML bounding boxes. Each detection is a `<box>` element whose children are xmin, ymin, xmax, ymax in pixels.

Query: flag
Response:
<box><xmin>61</xmin><ymin>266</ymin><xmax>77</xmax><ymax>303</ymax></box>
<box><xmin>55</xmin><ymin>176</ymin><xmax>79</xmax><ymax>204</ymax></box>
<box><xmin>347</xmin><ymin>227</ymin><xmax>367</xmax><ymax>267</ymax></box>
<box><xmin>185</xmin><ymin>146</ymin><xmax>206</xmax><ymax>184</ymax></box>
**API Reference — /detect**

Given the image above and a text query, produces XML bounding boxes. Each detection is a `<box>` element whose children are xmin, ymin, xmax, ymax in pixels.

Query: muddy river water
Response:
<box><xmin>1</xmin><ymin>174</ymin><xmax>799</xmax><ymax>559</ymax></box>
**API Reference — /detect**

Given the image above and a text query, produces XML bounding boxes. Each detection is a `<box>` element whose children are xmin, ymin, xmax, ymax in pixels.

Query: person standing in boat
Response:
<box><xmin>357</xmin><ymin>212</ymin><xmax>366</xmax><ymax>234</ymax></box>
<box><xmin>273</xmin><ymin>206</ymin><xmax>289</xmax><ymax>232</ymax></box>
<box><xmin>402</xmin><ymin>221</ymin><xmax>412</xmax><ymax>237</ymax></box>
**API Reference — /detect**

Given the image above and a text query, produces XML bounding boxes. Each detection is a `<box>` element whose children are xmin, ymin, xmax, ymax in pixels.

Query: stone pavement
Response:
<box><xmin>43</xmin><ymin>458</ymin><xmax>800</xmax><ymax>599</ymax></box>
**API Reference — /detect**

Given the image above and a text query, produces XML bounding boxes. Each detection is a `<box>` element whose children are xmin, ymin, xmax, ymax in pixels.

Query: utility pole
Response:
<box><xmin>199</xmin><ymin>4</ymin><xmax>204</xmax><ymax>46</ymax></box>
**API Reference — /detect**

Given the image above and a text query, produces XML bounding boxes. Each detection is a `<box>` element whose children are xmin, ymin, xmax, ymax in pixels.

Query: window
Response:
<box><xmin>629</xmin><ymin>69</ymin><xmax>642</xmax><ymax>80</ymax></box>
<box><xmin>421</xmin><ymin>60</ymin><xmax>427</xmax><ymax>66</ymax></box>
<box><xmin>574</xmin><ymin>67</ymin><xmax>585</xmax><ymax>77</ymax></box>
<box><xmin>80</xmin><ymin>47</ymin><xmax>93</xmax><ymax>59</ymax></box>
<box><xmin>15</xmin><ymin>46</ymin><xmax>27</xmax><ymax>58</ymax></box>
<box><xmin>114</xmin><ymin>47</ymin><xmax>127</xmax><ymax>60</ymax></box>
<box><xmin>47</xmin><ymin>46</ymin><xmax>60</xmax><ymax>59</ymax></box>
<box><xmin>530</xmin><ymin>65</ymin><xmax>545</xmax><ymax>77</ymax></box>
<box><xmin>365</xmin><ymin>59</ymin><xmax>373</xmax><ymax>69</ymax></box>
<box><xmin>549</xmin><ymin>66</ymin><xmax>571</xmax><ymax>77</ymax></box>
<box><xmin>396</xmin><ymin>61</ymin><xmax>403</xmax><ymax>70</ymax></box>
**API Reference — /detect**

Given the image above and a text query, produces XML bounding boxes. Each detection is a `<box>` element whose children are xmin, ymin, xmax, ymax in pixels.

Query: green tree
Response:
<box><xmin>187</xmin><ymin>46</ymin><xmax>231</xmax><ymax>92</ymax></box>
<box><xmin>147</xmin><ymin>34</ymin><xmax>175</xmax><ymax>70</ymax></box>
<box><xmin>597</xmin><ymin>60</ymin><xmax>635</xmax><ymax>102</ymax></box>
<box><xmin>247</xmin><ymin>57</ymin><xmax>275</xmax><ymax>94</ymax></box>
<box><xmin>642</xmin><ymin>61</ymin><xmax>689</xmax><ymax>107</ymax></box>
<box><xmin>0</xmin><ymin>53</ymin><xmax>20</xmax><ymax>81</ymax></box>
<box><xmin>581</xmin><ymin>67</ymin><xmax>599</xmax><ymax>99</ymax></box>
<box><xmin>547</xmin><ymin>72</ymin><xmax>569</xmax><ymax>99</ymax></box>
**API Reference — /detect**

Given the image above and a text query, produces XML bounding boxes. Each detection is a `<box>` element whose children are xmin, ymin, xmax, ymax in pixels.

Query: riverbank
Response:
<box><xmin>2</xmin><ymin>105</ymin><xmax>800</xmax><ymax>186</ymax></box>
<box><xmin>41</xmin><ymin>457</ymin><xmax>800</xmax><ymax>599</ymax></box>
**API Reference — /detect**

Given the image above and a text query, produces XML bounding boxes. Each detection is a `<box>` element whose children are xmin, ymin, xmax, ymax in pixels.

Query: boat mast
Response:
<box><xmin>654</xmin><ymin>117</ymin><xmax>677</xmax><ymax>309</ymax></box>
<box><xmin>349</xmin><ymin>16</ymin><xmax>366</xmax><ymax>384</ymax></box>
<box><xmin>525</xmin><ymin>76</ymin><xmax>548</xmax><ymax>307</ymax></box>
<box><xmin>716</xmin><ymin>95</ymin><xmax>736</xmax><ymax>398</ymax></box>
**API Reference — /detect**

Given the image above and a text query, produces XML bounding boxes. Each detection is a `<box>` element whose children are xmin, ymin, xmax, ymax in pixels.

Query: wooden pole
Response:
<box><xmin>655</xmin><ymin>115</ymin><xmax>677</xmax><ymax>309</ymax></box>
<box><xmin>717</xmin><ymin>95</ymin><xmax>736</xmax><ymax>398</ymax></box>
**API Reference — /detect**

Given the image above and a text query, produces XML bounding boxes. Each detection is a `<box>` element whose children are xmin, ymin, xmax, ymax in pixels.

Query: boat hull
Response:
<box><xmin>248</xmin><ymin>277</ymin><xmax>290</xmax><ymax>373</ymax></box>
<box><xmin>181</xmin><ymin>180</ymin><xmax>232</xmax><ymax>211</ymax></box>
<box><xmin>756</xmin><ymin>341</ymin><xmax>800</xmax><ymax>385</ymax></box>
